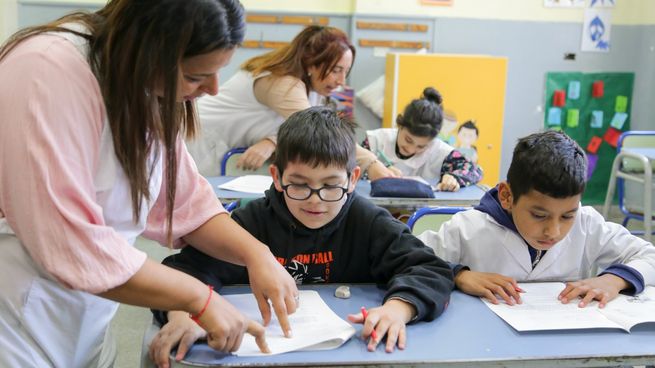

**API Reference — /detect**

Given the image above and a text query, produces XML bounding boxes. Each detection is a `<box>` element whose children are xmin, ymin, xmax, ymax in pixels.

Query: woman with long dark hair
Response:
<box><xmin>0</xmin><ymin>1</ymin><xmax>297</xmax><ymax>366</ymax></box>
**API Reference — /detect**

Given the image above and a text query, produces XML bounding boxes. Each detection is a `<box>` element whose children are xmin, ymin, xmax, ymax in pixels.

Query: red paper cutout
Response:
<box><xmin>603</xmin><ymin>127</ymin><xmax>621</xmax><ymax>148</ymax></box>
<box><xmin>586</xmin><ymin>136</ymin><xmax>602</xmax><ymax>154</ymax></box>
<box><xmin>552</xmin><ymin>90</ymin><xmax>566</xmax><ymax>107</ymax></box>
<box><xmin>592</xmin><ymin>80</ymin><xmax>604</xmax><ymax>98</ymax></box>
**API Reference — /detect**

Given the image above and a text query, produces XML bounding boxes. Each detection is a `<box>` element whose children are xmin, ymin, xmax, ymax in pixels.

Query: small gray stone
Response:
<box><xmin>334</xmin><ymin>285</ymin><xmax>351</xmax><ymax>299</ymax></box>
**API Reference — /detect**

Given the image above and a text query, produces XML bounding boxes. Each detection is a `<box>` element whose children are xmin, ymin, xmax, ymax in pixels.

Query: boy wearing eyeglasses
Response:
<box><xmin>149</xmin><ymin>107</ymin><xmax>453</xmax><ymax>365</ymax></box>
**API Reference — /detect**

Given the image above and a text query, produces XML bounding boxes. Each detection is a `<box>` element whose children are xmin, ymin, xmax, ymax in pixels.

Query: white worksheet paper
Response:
<box><xmin>225</xmin><ymin>290</ymin><xmax>356</xmax><ymax>356</ymax></box>
<box><xmin>483</xmin><ymin>282</ymin><xmax>655</xmax><ymax>332</ymax></box>
<box><xmin>217</xmin><ymin>175</ymin><xmax>272</xmax><ymax>194</ymax></box>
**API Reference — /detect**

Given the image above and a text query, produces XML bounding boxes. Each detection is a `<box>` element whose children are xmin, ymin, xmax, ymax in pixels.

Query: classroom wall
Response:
<box><xmin>433</xmin><ymin>19</ymin><xmax>655</xmax><ymax>179</ymax></box>
<box><xmin>354</xmin><ymin>0</ymin><xmax>655</xmax><ymax>25</ymax></box>
<box><xmin>0</xmin><ymin>0</ymin><xmax>18</xmax><ymax>42</ymax></box>
<box><xmin>14</xmin><ymin>0</ymin><xmax>655</xmax><ymax>181</ymax></box>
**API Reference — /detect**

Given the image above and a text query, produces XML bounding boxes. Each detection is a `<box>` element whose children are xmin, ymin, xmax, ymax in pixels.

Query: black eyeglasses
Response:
<box><xmin>280</xmin><ymin>174</ymin><xmax>351</xmax><ymax>202</ymax></box>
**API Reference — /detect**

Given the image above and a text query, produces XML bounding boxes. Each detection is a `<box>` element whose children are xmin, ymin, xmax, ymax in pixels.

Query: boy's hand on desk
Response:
<box><xmin>236</xmin><ymin>139</ymin><xmax>275</xmax><ymax>170</ymax></box>
<box><xmin>347</xmin><ymin>299</ymin><xmax>416</xmax><ymax>353</ymax></box>
<box><xmin>559</xmin><ymin>274</ymin><xmax>629</xmax><ymax>308</ymax></box>
<box><xmin>455</xmin><ymin>270</ymin><xmax>522</xmax><ymax>305</ymax></box>
<box><xmin>149</xmin><ymin>311</ymin><xmax>206</xmax><ymax>368</ymax></box>
<box><xmin>435</xmin><ymin>174</ymin><xmax>460</xmax><ymax>192</ymax></box>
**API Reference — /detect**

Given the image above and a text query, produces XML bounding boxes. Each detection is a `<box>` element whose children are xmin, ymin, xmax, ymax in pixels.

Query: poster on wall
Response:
<box><xmin>544</xmin><ymin>0</ymin><xmax>585</xmax><ymax>8</ymax></box>
<box><xmin>589</xmin><ymin>0</ymin><xmax>616</xmax><ymax>8</ymax></box>
<box><xmin>581</xmin><ymin>9</ymin><xmax>611</xmax><ymax>52</ymax></box>
<box><xmin>544</xmin><ymin>72</ymin><xmax>634</xmax><ymax>204</ymax></box>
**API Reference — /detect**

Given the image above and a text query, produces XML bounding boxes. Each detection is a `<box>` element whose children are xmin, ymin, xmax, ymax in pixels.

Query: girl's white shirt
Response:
<box><xmin>365</xmin><ymin>128</ymin><xmax>455</xmax><ymax>181</ymax></box>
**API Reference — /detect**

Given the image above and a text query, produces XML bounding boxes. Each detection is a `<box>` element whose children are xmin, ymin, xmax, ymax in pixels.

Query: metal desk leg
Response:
<box><xmin>602</xmin><ymin>154</ymin><xmax>622</xmax><ymax>219</ymax></box>
<box><xmin>644</xmin><ymin>163</ymin><xmax>652</xmax><ymax>242</ymax></box>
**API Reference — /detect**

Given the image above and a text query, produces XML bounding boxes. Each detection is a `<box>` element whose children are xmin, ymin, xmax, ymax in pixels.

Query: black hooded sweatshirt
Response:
<box><xmin>154</xmin><ymin>186</ymin><xmax>454</xmax><ymax>325</ymax></box>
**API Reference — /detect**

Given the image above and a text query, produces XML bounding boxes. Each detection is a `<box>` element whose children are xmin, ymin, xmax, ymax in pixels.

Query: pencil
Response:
<box><xmin>360</xmin><ymin>306</ymin><xmax>378</xmax><ymax>340</ymax></box>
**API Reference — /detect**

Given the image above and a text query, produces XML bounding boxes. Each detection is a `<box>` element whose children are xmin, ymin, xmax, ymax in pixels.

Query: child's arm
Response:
<box><xmin>558</xmin><ymin>274</ymin><xmax>629</xmax><ymax>308</ymax></box>
<box><xmin>369</xmin><ymin>208</ymin><xmax>454</xmax><ymax>322</ymax></box>
<box><xmin>439</xmin><ymin>150</ymin><xmax>483</xmax><ymax>189</ymax></box>
<box><xmin>435</xmin><ymin>174</ymin><xmax>460</xmax><ymax>191</ymax></box>
<box><xmin>455</xmin><ymin>270</ymin><xmax>523</xmax><ymax>305</ymax></box>
<box><xmin>582</xmin><ymin>207</ymin><xmax>655</xmax><ymax>297</ymax></box>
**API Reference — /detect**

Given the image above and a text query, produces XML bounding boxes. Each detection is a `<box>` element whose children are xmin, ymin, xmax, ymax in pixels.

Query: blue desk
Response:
<box><xmin>206</xmin><ymin>176</ymin><xmax>486</xmax><ymax>210</ymax></box>
<box><xmin>164</xmin><ymin>285</ymin><xmax>655</xmax><ymax>367</ymax></box>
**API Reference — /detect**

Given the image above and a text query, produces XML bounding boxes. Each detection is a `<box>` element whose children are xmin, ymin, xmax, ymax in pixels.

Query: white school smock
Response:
<box><xmin>418</xmin><ymin>206</ymin><xmax>655</xmax><ymax>284</ymax></box>
<box><xmin>187</xmin><ymin>70</ymin><xmax>323</xmax><ymax>176</ymax></box>
<box><xmin>0</xmin><ymin>29</ymin><xmax>224</xmax><ymax>367</ymax></box>
<box><xmin>365</xmin><ymin>128</ymin><xmax>455</xmax><ymax>181</ymax></box>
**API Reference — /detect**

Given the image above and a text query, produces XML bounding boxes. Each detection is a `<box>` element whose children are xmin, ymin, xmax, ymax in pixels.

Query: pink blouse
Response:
<box><xmin>0</xmin><ymin>34</ymin><xmax>224</xmax><ymax>293</ymax></box>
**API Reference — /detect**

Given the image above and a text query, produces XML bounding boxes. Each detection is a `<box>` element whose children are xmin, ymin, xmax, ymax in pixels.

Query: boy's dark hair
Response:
<box><xmin>458</xmin><ymin>120</ymin><xmax>479</xmax><ymax>135</ymax></box>
<box><xmin>396</xmin><ymin>87</ymin><xmax>443</xmax><ymax>138</ymax></box>
<box><xmin>274</xmin><ymin>106</ymin><xmax>357</xmax><ymax>174</ymax></box>
<box><xmin>507</xmin><ymin>130</ymin><xmax>587</xmax><ymax>202</ymax></box>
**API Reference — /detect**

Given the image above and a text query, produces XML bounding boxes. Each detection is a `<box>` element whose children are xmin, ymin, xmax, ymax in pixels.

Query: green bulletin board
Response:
<box><xmin>544</xmin><ymin>72</ymin><xmax>634</xmax><ymax>204</ymax></box>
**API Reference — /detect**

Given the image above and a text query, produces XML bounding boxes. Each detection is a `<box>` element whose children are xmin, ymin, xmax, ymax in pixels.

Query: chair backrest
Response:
<box><xmin>616</xmin><ymin>131</ymin><xmax>655</xmax><ymax>216</ymax></box>
<box><xmin>618</xmin><ymin>131</ymin><xmax>655</xmax><ymax>172</ymax></box>
<box><xmin>407</xmin><ymin>206</ymin><xmax>470</xmax><ymax>235</ymax></box>
<box><xmin>220</xmin><ymin>147</ymin><xmax>272</xmax><ymax>176</ymax></box>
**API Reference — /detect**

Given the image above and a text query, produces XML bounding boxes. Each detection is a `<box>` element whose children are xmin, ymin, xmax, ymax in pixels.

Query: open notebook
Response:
<box><xmin>483</xmin><ymin>282</ymin><xmax>655</xmax><ymax>332</ymax></box>
<box><xmin>224</xmin><ymin>290</ymin><xmax>355</xmax><ymax>356</ymax></box>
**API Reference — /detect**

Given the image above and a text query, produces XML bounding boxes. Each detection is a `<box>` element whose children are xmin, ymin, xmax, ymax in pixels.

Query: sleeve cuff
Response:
<box><xmin>600</xmin><ymin>264</ymin><xmax>644</xmax><ymax>295</ymax></box>
<box><xmin>449</xmin><ymin>262</ymin><xmax>469</xmax><ymax>275</ymax></box>
<box><xmin>386</xmin><ymin>295</ymin><xmax>419</xmax><ymax>323</ymax></box>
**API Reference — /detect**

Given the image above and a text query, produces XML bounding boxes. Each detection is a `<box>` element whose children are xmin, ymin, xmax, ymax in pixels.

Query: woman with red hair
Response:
<box><xmin>188</xmin><ymin>25</ymin><xmax>393</xmax><ymax>179</ymax></box>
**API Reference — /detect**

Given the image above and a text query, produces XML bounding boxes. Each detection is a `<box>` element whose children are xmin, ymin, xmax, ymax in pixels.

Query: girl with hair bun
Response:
<box><xmin>363</xmin><ymin>87</ymin><xmax>482</xmax><ymax>191</ymax></box>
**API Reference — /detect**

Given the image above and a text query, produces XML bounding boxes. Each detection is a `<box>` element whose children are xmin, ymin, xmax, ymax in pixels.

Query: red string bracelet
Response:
<box><xmin>190</xmin><ymin>285</ymin><xmax>214</xmax><ymax>324</ymax></box>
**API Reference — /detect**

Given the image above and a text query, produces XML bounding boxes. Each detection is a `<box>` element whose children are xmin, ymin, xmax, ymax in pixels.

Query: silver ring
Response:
<box><xmin>294</xmin><ymin>295</ymin><xmax>300</xmax><ymax>303</ymax></box>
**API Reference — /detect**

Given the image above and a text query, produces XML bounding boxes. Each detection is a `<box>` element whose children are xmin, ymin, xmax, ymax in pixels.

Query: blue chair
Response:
<box><xmin>220</xmin><ymin>147</ymin><xmax>272</xmax><ymax>176</ymax></box>
<box><xmin>223</xmin><ymin>201</ymin><xmax>238</xmax><ymax>212</ymax></box>
<box><xmin>602</xmin><ymin>131</ymin><xmax>655</xmax><ymax>241</ymax></box>
<box><xmin>407</xmin><ymin>206</ymin><xmax>470</xmax><ymax>235</ymax></box>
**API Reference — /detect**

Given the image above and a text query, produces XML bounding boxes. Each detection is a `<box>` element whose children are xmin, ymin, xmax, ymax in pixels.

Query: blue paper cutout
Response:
<box><xmin>568</xmin><ymin>81</ymin><xmax>580</xmax><ymax>100</ymax></box>
<box><xmin>590</xmin><ymin>110</ymin><xmax>603</xmax><ymax>128</ymax></box>
<box><xmin>547</xmin><ymin>107</ymin><xmax>562</xmax><ymax>126</ymax></box>
<box><xmin>610</xmin><ymin>112</ymin><xmax>628</xmax><ymax>130</ymax></box>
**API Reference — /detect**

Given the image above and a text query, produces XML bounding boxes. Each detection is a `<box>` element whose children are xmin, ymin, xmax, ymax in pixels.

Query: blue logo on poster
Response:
<box><xmin>589</xmin><ymin>16</ymin><xmax>609</xmax><ymax>50</ymax></box>
<box><xmin>590</xmin><ymin>0</ymin><xmax>615</xmax><ymax>6</ymax></box>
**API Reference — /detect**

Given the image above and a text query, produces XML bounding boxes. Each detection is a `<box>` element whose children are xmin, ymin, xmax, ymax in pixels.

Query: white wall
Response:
<box><xmin>0</xmin><ymin>0</ymin><xmax>18</xmax><ymax>42</ymax></box>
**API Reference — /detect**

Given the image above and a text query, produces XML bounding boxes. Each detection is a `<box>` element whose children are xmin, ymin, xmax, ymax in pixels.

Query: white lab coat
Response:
<box><xmin>418</xmin><ymin>206</ymin><xmax>655</xmax><ymax>284</ymax></box>
<box><xmin>0</xmin><ymin>29</ymin><xmax>163</xmax><ymax>367</ymax></box>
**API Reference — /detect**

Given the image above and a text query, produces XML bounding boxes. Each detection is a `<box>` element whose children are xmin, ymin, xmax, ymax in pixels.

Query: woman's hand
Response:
<box><xmin>197</xmin><ymin>291</ymin><xmax>269</xmax><ymax>354</ymax></box>
<box><xmin>149</xmin><ymin>311</ymin><xmax>207</xmax><ymax>368</ymax></box>
<box><xmin>245</xmin><ymin>249</ymin><xmax>299</xmax><ymax>337</ymax></box>
<box><xmin>150</xmin><ymin>291</ymin><xmax>270</xmax><ymax>368</ymax></box>
<box><xmin>236</xmin><ymin>139</ymin><xmax>276</xmax><ymax>170</ymax></box>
